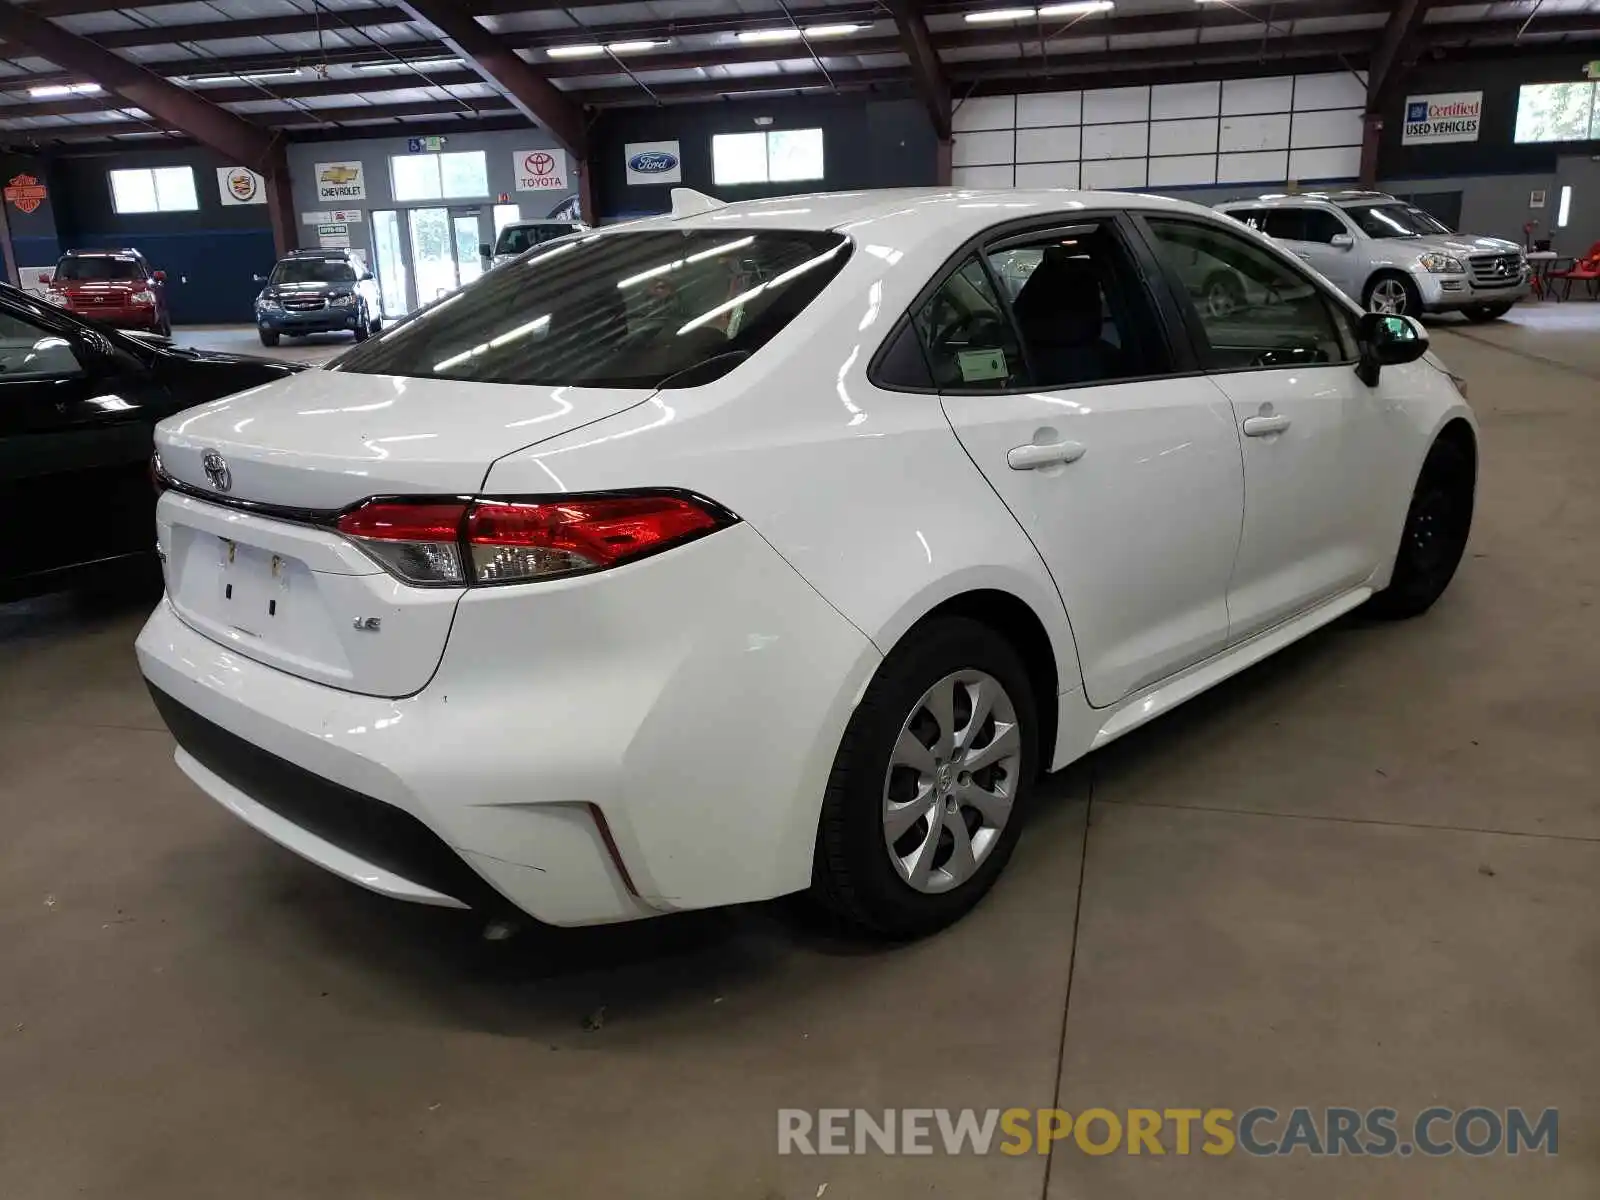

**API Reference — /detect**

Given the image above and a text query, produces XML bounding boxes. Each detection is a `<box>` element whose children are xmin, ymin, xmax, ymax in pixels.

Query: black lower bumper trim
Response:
<box><xmin>147</xmin><ymin>683</ymin><xmax>505</xmax><ymax>911</ymax></box>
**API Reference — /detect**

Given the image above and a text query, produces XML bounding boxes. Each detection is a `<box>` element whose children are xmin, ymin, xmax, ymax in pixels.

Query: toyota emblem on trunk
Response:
<box><xmin>201</xmin><ymin>450</ymin><xmax>232</xmax><ymax>492</ymax></box>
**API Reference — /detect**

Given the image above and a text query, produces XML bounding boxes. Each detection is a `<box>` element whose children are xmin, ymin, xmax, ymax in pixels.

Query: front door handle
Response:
<box><xmin>1242</xmin><ymin>414</ymin><xmax>1292</xmax><ymax>437</ymax></box>
<box><xmin>1007</xmin><ymin>440</ymin><xmax>1087</xmax><ymax>470</ymax></box>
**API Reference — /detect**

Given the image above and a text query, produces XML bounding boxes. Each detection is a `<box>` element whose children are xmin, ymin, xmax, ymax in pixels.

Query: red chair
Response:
<box><xmin>1546</xmin><ymin>242</ymin><xmax>1600</xmax><ymax>300</ymax></box>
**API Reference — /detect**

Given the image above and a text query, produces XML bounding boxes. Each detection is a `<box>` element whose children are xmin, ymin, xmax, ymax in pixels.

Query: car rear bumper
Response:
<box><xmin>1418</xmin><ymin>273</ymin><xmax>1531</xmax><ymax>311</ymax></box>
<box><xmin>135</xmin><ymin>521</ymin><xmax>880</xmax><ymax>925</ymax></box>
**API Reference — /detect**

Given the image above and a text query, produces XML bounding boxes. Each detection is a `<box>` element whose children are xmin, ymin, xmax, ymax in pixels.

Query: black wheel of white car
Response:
<box><xmin>353</xmin><ymin>304</ymin><xmax>370</xmax><ymax>341</ymax></box>
<box><xmin>811</xmin><ymin>617</ymin><xmax>1037</xmax><ymax>939</ymax></box>
<box><xmin>1203</xmin><ymin>271</ymin><xmax>1245</xmax><ymax>318</ymax></box>
<box><xmin>1367</xmin><ymin>437</ymin><xmax>1474</xmax><ymax>620</ymax></box>
<box><xmin>258</xmin><ymin>329</ymin><xmax>279</xmax><ymax>347</ymax></box>
<box><xmin>1364</xmin><ymin>273</ymin><xmax>1421</xmax><ymax>316</ymax></box>
<box><xmin>1463</xmin><ymin>302</ymin><xmax>1513</xmax><ymax>323</ymax></box>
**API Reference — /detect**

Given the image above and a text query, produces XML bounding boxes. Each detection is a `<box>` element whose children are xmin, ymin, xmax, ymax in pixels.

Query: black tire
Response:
<box><xmin>258</xmin><ymin>329</ymin><xmax>280</xmax><ymax>347</ymax></box>
<box><xmin>1463</xmin><ymin>302</ymin><xmax>1513</xmax><ymax>323</ymax></box>
<box><xmin>1363</xmin><ymin>272</ymin><xmax>1422</xmax><ymax>317</ymax></box>
<box><xmin>810</xmin><ymin>616</ymin><xmax>1039</xmax><ymax>939</ymax></box>
<box><xmin>1366</xmin><ymin>437</ymin><xmax>1474</xmax><ymax>620</ymax></box>
<box><xmin>156</xmin><ymin>317</ymin><xmax>172</xmax><ymax>338</ymax></box>
<box><xmin>353</xmin><ymin>305</ymin><xmax>370</xmax><ymax>341</ymax></box>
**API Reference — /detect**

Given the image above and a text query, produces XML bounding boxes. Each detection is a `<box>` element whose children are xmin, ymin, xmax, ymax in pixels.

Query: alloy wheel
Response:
<box><xmin>1369</xmin><ymin>278</ymin><xmax>1409</xmax><ymax>314</ymax></box>
<box><xmin>882</xmin><ymin>670</ymin><xmax>1021</xmax><ymax>894</ymax></box>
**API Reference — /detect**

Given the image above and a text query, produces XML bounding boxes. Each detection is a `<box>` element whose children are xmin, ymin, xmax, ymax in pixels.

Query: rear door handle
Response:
<box><xmin>1242</xmin><ymin>415</ymin><xmax>1292</xmax><ymax>437</ymax></box>
<box><xmin>1007</xmin><ymin>440</ymin><xmax>1087</xmax><ymax>470</ymax></box>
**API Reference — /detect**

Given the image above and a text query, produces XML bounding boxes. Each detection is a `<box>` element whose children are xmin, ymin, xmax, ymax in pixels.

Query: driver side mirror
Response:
<box><xmin>1356</xmin><ymin>312</ymin><xmax>1428</xmax><ymax>386</ymax></box>
<box><xmin>478</xmin><ymin>242</ymin><xmax>491</xmax><ymax>259</ymax></box>
<box><xmin>361</xmin><ymin>270</ymin><xmax>374</xmax><ymax>281</ymax></box>
<box><xmin>1330</xmin><ymin>233</ymin><xmax>1355</xmax><ymax>249</ymax></box>
<box><xmin>153</xmin><ymin>270</ymin><xmax>166</xmax><ymax>282</ymax></box>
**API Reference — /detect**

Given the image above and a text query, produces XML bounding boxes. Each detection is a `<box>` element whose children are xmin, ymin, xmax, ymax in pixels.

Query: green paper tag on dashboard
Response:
<box><xmin>957</xmin><ymin>348</ymin><xmax>1008</xmax><ymax>382</ymax></box>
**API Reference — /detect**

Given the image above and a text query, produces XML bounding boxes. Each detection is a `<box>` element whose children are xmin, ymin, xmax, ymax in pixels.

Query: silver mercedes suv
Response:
<box><xmin>1214</xmin><ymin>191</ymin><xmax>1528</xmax><ymax>322</ymax></box>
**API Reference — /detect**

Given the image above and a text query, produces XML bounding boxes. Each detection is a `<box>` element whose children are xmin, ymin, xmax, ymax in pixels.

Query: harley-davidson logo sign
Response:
<box><xmin>4</xmin><ymin>174</ymin><xmax>46</xmax><ymax>214</ymax></box>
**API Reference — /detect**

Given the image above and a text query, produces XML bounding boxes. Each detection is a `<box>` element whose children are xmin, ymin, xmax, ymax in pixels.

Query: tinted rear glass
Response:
<box><xmin>335</xmin><ymin>228</ymin><xmax>850</xmax><ymax>389</ymax></box>
<box><xmin>272</xmin><ymin>257</ymin><xmax>356</xmax><ymax>284</ymax></box>
<box><xmin>57</xmin><ymin>256</ymin><xmax>141</xmax><ymax>281</ymax></box>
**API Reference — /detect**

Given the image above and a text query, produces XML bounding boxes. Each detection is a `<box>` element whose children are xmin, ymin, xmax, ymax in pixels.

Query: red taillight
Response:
<box><xmin>334</xmin><ymin>493</ymin><xmax>729</xmax><ymax>587</ymax></box>
<box><xmin>466</xmin><ymin>496</ymin><xmax>721</xmax><ymax>583</ymax></box>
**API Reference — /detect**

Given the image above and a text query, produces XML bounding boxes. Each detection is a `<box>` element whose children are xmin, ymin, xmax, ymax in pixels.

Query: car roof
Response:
<box><xmin>623</xmin><ymin>186</ymin><xmax>1221</xmax><ymax>250</ymax></box>
<box><xmin>1218</xmin><ymin>191</ymin><xmax>1399</xmax><ymax>210</ymax></box>
<box><xmin>63</xmin><ymin>248</ymin><xmax>141</xmax><ymax>257</ymax></box>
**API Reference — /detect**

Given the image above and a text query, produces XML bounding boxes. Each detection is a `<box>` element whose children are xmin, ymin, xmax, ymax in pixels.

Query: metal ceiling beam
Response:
<box><xmin>386</xmin><ymin>0</ymin><xmax>586</xmax><ymax>155</ymax></box>
<box><xmin>1367</xmin><ymin>0</ymin><xmax>1434</xmax><ymax>106</ymax></box>
<box><xmin>886</xmin><ymin>0</ymin><xmax>951</xmax><ymax>146</ymax></box>
<box><xmin>91</xmin><ymin>6</ymin><xmax>414</xmax><ymax>49</ymax></box>
<box><xmin>19</xmin><ymin>95</ymin><xmax>519</xmax><ymax>141</ymax></box>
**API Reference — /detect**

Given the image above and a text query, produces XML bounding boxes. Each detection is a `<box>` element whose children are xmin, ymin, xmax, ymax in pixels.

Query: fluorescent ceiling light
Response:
<box><xmin>605</xmin><ymin>39</ymin><xmax>668</xmax><ymax>52</ymax></box>
<box><xmin>964</xmin><ymin>7</ymin><xmax>1036</xmax><ymax>21</ymax></box>
<box><xmin>965</xmin><ymin>2</ymin><xmax>1111</xmax><ymax>19</ymax></box>
<box><xmin>354</xmin><ymin>57</ymin><xmax>461</xmax><ymax>71</ymax></box>
<box><xmin>547</xmin><ymin>40</ymin><xmax>665</xmax><ymax>56</ymax></box>
<box><xmin>738</xmin><ymin>28</ymin><xmax>804</xmax><ymax>42</ymax></box>
<box><xmin>546</xmin><ymin>44</ymin><xmax>606</xmax><ymax>58</ymax></box>
<box><xmin>804</xmin><ymin>23</ymin><xmax>866</xmax><ymax>36</ymax></box>
<box><xmin>29</xmin><ymin>82</ymin><xmax>101</xmax><ymax>97</ymax></box>
<box><xmin>186</xmin><ymin>68</ymin><xmax>303</xmax><ymax>84</ymax></box>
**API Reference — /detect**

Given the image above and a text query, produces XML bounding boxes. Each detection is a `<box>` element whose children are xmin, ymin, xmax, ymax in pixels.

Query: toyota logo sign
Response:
<box><xmin>201</xmin><ymin>450</ymin><xmax>232</xmax><ymax>493</ymax></box>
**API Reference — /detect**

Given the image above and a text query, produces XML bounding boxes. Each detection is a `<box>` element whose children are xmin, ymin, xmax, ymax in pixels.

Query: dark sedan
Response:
<box><xmin>0</xmin><ymin>283</ymin><xmax>303</xmax><ymax>602</ymax></box>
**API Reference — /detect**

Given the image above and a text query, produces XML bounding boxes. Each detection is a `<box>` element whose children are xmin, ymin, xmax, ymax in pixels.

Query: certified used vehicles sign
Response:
<box><xmin>1402</xmin><ymin>92</ymin><xmax>1483</xmax><ymax>144</ymax></box>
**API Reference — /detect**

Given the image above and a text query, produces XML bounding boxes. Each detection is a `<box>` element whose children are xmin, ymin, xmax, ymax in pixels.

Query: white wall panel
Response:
<box><xmin>1289</xmin><ymin>145</ymin><xmax>1361</xmax><ymax>181</ymax></box>
<box><xmin>1290</xmin><ymin>107</ymin><xmax>1363</xmax><ymax>149</ymax></box>
<box><xmin>1083</xmin><ymin>85</ymin><xmax>1150</xmax><ymax>125</ymax></box>
<box><xmin>1293</xmin><ymin>71</ymin><xmax>1366</xmax><ymax>111</ymax></box>
<box><xmin>952</xmin><ymin>128</ymin><xmax>1015</xmax><ymax>167</ymax></box>
<box><xmin>953</xmin><ymin>95</ymin><xmax>1016</xmax><ymax>132</ymax></box>
<box><xmin>1016</xmin><ymin>125</ymin><xmax>1081</xmax><ymax>163</ymax></box>
<box><xmin>1017</xmin><ymin>90</ymin><xmax>1082</xmax><ymax>128</ymax></box>
<box><xmin>1217</xmin><ymin>150</ymin><xmax>1288</xmax><ymax>184</ymax></box>
<box><xmin>1081</xmin><ymin>122</ymin><xmax>1148</xmax><ymax>160</ymax></box>
<box><xmin>1151</xmin><ymin>80</ymin><xmax>1221</xmax><ymax>120</ymax></box>
<box><xmin>1015</xmin><ymin>160</ymin><xmax>1081</xmax><ymax>188</ymax></box>
<box><xmin>1081</xmin><ymin>158</ymin><xmax>1148</xmax><ymax>189</ymax></box>
<box><xmin>952</xmin><ymin>163</ymin><xmax>1015</xmax><ymax>187</ymax></box>
<box><xmin>1220</xmin><ymin>112</ymin><xmax>1290</xmax><ymax>152</ymax></box>
<box><xmin>1221</xmin><ymin>75</ymin><xmax>1294</xmax><ymax>115</ymax></box>
<box><xmin>1147</xmin><ymin>154</ymin><xmax>1218</xmax><ymax>187</ymax></box>
<box><xmin>1149</xmin><ymin>117</ymin><xmax>1219</xmax><ymax>157</ymax></box>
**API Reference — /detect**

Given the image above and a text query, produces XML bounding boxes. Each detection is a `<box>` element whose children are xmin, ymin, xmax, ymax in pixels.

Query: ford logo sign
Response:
<box><xmin>629</xmin><ymin>152</ymin><xmax>678</xmax><ymax>174</ymax></box>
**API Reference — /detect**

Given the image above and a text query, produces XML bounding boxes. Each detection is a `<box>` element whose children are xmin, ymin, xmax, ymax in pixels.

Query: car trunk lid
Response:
<box><xmin>154</xmin><ymin>369</ymin><xmax>655</xmax><ymax>695</ymax></box>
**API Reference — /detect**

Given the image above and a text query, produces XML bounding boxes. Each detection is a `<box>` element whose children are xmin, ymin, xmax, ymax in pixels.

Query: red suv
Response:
<box><xmin>43</xmin><ymin>249</ymin><xmax>171</xmax><ymax>336</ymax></box>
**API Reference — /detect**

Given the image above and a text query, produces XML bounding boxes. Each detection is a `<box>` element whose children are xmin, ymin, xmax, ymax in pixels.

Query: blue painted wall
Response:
<box><xmin>46</xmin><ymin>146</ymin><xmax>276</xmax><ymax>325</ymax></box>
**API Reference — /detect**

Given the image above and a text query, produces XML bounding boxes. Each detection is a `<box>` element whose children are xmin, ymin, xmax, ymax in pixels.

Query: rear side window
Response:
<box><xmin>1260</xmin><ymin>209</ymin><xmax>1308</xmax><ymax>241</ymax></box>
<box><xmin>336</xmin><ymin>229</ymin><xmax>850</xmax><ymax>388</ymax></box>
<box><xmin>909</xmin><ymin>256</ymin><xmax>1023</xmax><ymax>391</ymax></box>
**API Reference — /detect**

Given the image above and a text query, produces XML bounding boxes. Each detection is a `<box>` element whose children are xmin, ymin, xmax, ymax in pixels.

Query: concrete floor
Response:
<box><xmin>3</xmin><ymin>304</ymin><xmax>1598</xmax><ymax>1197</ymax></box>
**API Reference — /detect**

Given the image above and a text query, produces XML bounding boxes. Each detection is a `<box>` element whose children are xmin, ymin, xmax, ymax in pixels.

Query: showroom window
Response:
<box><xmin>390</xmin><ymin>150</ymin><xmax>489</xmax><ymax>201</ymax></box>
<box><xmin>1513</xmin><ymin>82</ymin><xmax>1600</xmax><ymax>143</ymax></box>
<box><xmin>712</xmin><ymin>129</ymin><xmax>824</xmax><ymax>186</ymax></box>
<box><xmin>109</xmin><ymin>166</ymin><xmax>199</xmax><ymax>214</ymax></box>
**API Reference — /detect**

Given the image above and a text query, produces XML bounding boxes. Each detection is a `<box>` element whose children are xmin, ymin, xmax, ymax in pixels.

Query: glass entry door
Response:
<box><xmin>371</xmin><ymin>206</ymin><xmax>487</xmax><ymax>315</ymax></box>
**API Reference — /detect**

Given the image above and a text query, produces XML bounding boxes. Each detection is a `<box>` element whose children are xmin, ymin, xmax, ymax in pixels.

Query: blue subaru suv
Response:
<box><xmin>253</xmin><ymin>249</ymin><xmax>382</xmax><ymax>347</ymax></box>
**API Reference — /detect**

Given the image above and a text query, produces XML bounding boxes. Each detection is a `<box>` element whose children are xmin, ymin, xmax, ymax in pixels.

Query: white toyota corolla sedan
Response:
<box><xmin>139</xmin><ymin>187</ymin><xmax>1475</xmax><ymax>939</ymax></box>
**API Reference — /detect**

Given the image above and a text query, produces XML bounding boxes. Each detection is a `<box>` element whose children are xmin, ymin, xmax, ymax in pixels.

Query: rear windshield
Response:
<box><xmin>57</xmin><ymin>256</ymin><xmax>141</xmax><ymax>281</ymax></box>
<box><xmin>494</xmin><ymin>223</ymin><xmax>580</xmax><ymax>257</ymax></box>
<box><xmin>335</xmin><ymin>228</ymin><xmax>851</xmax><ymax>389</ymax></box>
<box><xmin>1344</xmin><ymin>203</ymin><xmax>1452</xmax><ymax>238</ymax></box>
<box><xmin>272</xmin><ymin>257</ymin><xmax>356</xmax><ymax>284</ymax></box>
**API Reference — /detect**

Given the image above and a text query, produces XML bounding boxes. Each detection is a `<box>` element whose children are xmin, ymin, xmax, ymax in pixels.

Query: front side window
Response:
<box><xmin>1301</xmin><ymin>210</ymin><xmax>1350</xmax><ymax>244</ymax></box>
<box><xmin>1144</xmin><ymin>217</ymin><xmax>1348</xmax><ymax>371</ymax></box>
<box><xmin>0</xmin><ymin>309</ymin><xmax>84</xmax><ymax>379</ymax></box>
<box><xmin>335</xmin><ymin>229</ymin><xmax>850</xmax><ymax>389</ymax></box>
<box><xmin>271</xmin><ymin>258</ymin><xmax>356</xmax><ymax>285</ymax></box>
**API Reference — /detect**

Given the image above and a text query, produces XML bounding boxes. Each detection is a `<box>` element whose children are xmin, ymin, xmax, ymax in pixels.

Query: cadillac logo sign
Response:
<box><xmin>201</xmin><ymin>450</ymin><xmax>232</xmax><ymax>493</ymax></box>
<box><xmin>226</xmin><ymin>167</ymin><xmax>258</xmax><ymax>202</ymax></box>
<box><xmin>3</xmin><ymin>174</ymin><xmax>46</xmax><ymax>214</ymax></box>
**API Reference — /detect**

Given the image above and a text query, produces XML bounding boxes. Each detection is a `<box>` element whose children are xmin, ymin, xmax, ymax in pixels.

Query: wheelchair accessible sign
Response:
<box><xmin>1402</xmin><ymin>92</ymin><xmax>1482</xmax><ymax>145</ymax></box>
